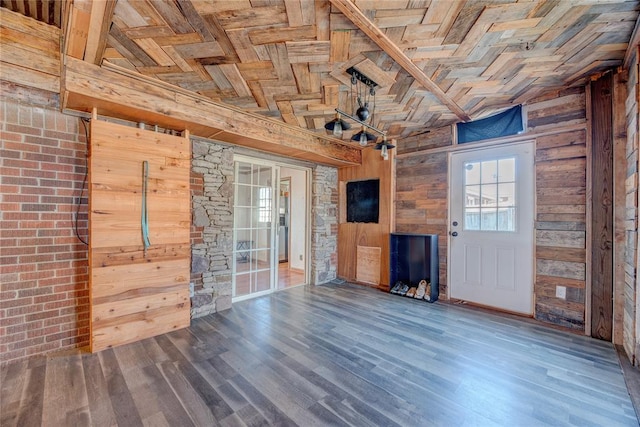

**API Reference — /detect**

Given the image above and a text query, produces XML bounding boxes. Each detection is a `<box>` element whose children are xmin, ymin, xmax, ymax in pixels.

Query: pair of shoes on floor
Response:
<box><xmin>397</xmin><ymin>283</ymin><xmax>410</xmax><ymax>296</ymax></box>
<box><xmin>390</xmin><ymin>281</ymin><xmax>404</xmax><ymax>294</ymax></box>
<box><xmin>415</xmin><ymin>279</ymin><xmax>432</xmax><ymax>301</ymax></box>
<box><xmin>406</xmin><ymin>287</ymin><xmax>418</xmax><ymax>298</ymax></box>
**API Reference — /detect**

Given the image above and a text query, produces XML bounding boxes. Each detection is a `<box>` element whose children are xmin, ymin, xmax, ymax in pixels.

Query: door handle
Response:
<box><xmin>450</xmin><ymin>231</ymin><xmax>458</xmax><ymax>237</ymax></box>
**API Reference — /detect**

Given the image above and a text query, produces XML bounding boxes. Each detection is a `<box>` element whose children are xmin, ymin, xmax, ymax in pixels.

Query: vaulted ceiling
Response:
<box><xmin>3</xmin><ymin>0</ymin><xmax>640</xmax><ymax>142</ymax></box>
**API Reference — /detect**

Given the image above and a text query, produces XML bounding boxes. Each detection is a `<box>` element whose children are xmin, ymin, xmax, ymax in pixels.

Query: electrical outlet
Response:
<box><xmin>555</xmin><ymin>285</ymin><xmax>566</xmax><ymax>300</ymax></box>
<box><xmin>299</xmin><ymin>254</ymin><xmax>303</xmax><ymax>261</ymax></box>
<box><xmin>189</xmin><ymin>282</ymin><xmax>195</xmax><ymax>298</ymax></box>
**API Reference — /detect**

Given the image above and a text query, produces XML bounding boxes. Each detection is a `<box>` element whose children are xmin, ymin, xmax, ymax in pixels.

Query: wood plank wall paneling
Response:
<box><xmin>395</xmin><ymin>89</ymin><xmax>589</xmax><ymax>329</ymax></box>
<box><xmin>624</xmin><ymin>46</ymin><xmax>639</xmax><ymax>361</ymax></box>
<box><xmin>89</xmin><ymin>120</ymin><xmax>191</xmax><ymax>352</ymax></box>
<box><xmin>338</xmin><ymin>147</ymin><xmax>395</xmax><ymax>288</ymax></box>
<box><xmin>590</xmin><ymin>74</ymin><xmax>614</xmax><ymax>341</ymax></box>
<box><xmin>614</xmin><ymin>71</ymin><xmax>629</xmax><ymax>346</ymax></box>
<box><xmin>0</xmin><ymin>8</ymin><xmax>60</xmax><ymax>93</ymax></box>
<box><xmin>395</xmin><ymin>151</ymin><xmax>449</xmax><ymax>298</ymax></box>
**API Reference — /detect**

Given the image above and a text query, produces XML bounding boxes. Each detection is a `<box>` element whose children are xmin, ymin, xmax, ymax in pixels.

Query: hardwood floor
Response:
<box><xmin>1</xmin><ymin>282</ymin><xmax>637</xmax><ymax>426</ymax></box>
<box><xmin>278</xmin><ymin>262</ymin><xmax>305</xmax><ymax>289</ymax></box>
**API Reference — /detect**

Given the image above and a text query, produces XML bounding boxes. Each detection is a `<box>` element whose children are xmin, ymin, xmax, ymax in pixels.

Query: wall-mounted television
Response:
<box><xmin>346</xmin><ymin>179</ymin><xmax>379</xmax><ymax>223</ymax></box>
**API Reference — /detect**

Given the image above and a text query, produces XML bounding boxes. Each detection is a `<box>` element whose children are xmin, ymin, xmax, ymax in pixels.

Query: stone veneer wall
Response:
<box><xmin>190</xmin><ymin>139</ymin><xmax>234</xmax><ymax>317</ymax></box>
<box><xmin>311</xmin><ymin>165</ymin><xmax>338</xmax><ymax>285</ymax></box>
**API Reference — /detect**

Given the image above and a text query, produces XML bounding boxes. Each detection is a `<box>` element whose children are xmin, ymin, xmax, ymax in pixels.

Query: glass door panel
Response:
<box><xmin>233</xmin><ymin>160</ymin><xmax>276</xmax><ymax>299</ymax></box>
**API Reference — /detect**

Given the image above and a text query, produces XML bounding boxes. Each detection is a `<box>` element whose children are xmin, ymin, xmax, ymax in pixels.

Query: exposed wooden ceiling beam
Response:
<box><xmin>64</xmin><ymin>0</ymin><xmax>116</xmax><ymax>64</ymax></box>
<box><xmin>84</xmin><ymin>0</ymin><xmax>116</xmax><ymax>64</ymax></box>
<box><xmin>62</xmin><ymin>57</ymin><xmax>361</xmax><ymax>167</ymax></box>
<box><xmin>329</xmin><ymin>0</ymin><xmax>471</xmax><ymax>122</ymax></box>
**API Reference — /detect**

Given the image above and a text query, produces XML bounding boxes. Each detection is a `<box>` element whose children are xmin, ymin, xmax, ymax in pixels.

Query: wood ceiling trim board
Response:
<box><xmin>114</xmin><ymin>0</ymin><xmax>164</xmax><ymax>27</ymax></box>
<box><xmin>291</xmin><ymin>63</ymin><xmax>314</xmax><ymax>94</ymax></box>
<box><xmin>185</xmin><ymin>58</ymin><xmax>212</xmax><ymax>81</ymax></box>
<box><xmin>284</xmin><ymin>0</ymin><xmax>304</xmax><ymax>27</ymax></box>
<box><xmin>299</xmin><ymin>0</ymin><xmax>316</xmax><ymax>26</ymax></box>
<box><xmin>225</xmin><ymin>28</ymin><xmax>261</xmax><ymax>63</ymax></box>
<box><xmin>285</xmin><ymin>40</ymin><xmax>331</xmax><ymax>64</ymax></box>
<box><xmin>265</xmin><ymin>43</ymin><xmax>295</xmax><ymax>83</ymax></box>
<box><xmin>247</xmin><ymin>80</ymin><xmax>269</xmax><ymax>108</ymax></box>
<box><xmin>0</xmin><ymin>25</ymin><xmax>59</xmax><ymax>56</ymax></box>
<box><xmin>442</xmin><ymin>1</ymin><xmax>485</xmax><ymax>45</ymax></box>
<box><xmin>328</xmin><ymin>0</ymin><xmax>470</xmax><ymax>122</ymax></box>
<box><xmin>248</xmin><ymin>25</ymin><xmax>317</xmax><ymax>45</ymax></box>
<box><xmin>201</xmin><ymin>14</ymin><xmax>240</xmax><ymax>60</ymax></box>
<box><xmin>161</xmin><ymin>45</ymin><xmax>193</xmax><ymax>72</ymax></box>
<box><xmin>623</xmin><ymin>12</ymin><xmax>640</xmax><ymax>68</ymax></box>
<box><xmin>1</xmin><ymin>6</ymin><xmax>59</xmax><ymax>38</ymax></box>
<box><xmin>120</xmin><ymin>25</ymin><xmax>175</xmax><ymax>39</ymax></box>
<box><xmin>83</xmin><ymin>0</ymin><xmax>116</xmax><ymax>64</ymax></box>
<box><xmin>489</xmin><ymin>17</ymin><xmax>543</xmax><ymax>33</ymax></box>
<box><xmin>374</xmin><ymin>8</ymin><xmax>426</xmax><ymax>28</ymax></box>
<box><xmin>134</xmin><ymin>37</ymin><xmax>176</xmax><ymax>66</ymax></box>
<box><xmin>173</xmin><ymin>0</ymin><xmax>215</xmax><ymax>42</ymax></box>
<box><xmin>216</xmin><ymin>5</ymin><xmax>287</xmax><ymax>30</ymax></box>
<box><xmin>219</xmin><ymin>63</ymin><xmax>252</xmax><ymax>97</ymax></box>
<box><xmin>65</xmin><ymin>5</ymin><xmax>90</xmax><ymax>59</ymax></box>
<box><xmin>173</xmin><ymin>41</ymin><xmax>225</xmax><ymax>59</ymax></box>
<box><xmin>315</xmin><ymin>0</ymin><xmax>331</xmax><ymax>40</ymax></box>
<box><xmin>150</xmin><ymin>32</ymin><xmax>203</xmax><ymax>46</ymax></box>
<box><xmin>236</xmin><ymin>61</ymin><xmax>277</xmax><ymax>81</ymax></box>
<box><xmin>63</xmin><ymin>58</ymin><xmax>360</xmax><ymax>167</ymax></box>
<box><xmin>0</xmin><ymin>61</ymin><xmax>60</xmax><ymax>93</ymax></box>
<box><xmin>108</xmin><ymin>25</ymin><xmax>156</xmax><ymax>66</ymax></box>
<box><xmin>148</xmin><ymin>0</ymin><xmax>193</xmax><ymax>34</ymax></box>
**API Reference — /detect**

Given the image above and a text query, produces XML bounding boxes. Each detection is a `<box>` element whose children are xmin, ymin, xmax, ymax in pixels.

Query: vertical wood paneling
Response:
<box><xmin>624</xmin><ymin>46</ymin><xmax>639</xmax><ymax>362</ymax></box>
<box><xmin>614</xmin><ymin>71</ymin><xmax>629</xmax><ymax>346</ymax></box>
<box><xmin>590</xmin><ymin>74</ymin><xmax>614</xmax><ymax>341</ymax></box>
<box><xmin>89</xmin><ymin>120</ymin><xmax>191</xmax><ymax>352</ymax></box>
<box><xmin>338</xmin><ymin>147</ymin><xmax>395</xmax><ymax>288</ymax></box>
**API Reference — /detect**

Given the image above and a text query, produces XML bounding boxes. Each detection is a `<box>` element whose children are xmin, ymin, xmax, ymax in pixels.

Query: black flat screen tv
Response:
<box><xmin>346</xmin><ymin>179</ymin><xmax>379</xmax><ymax>223</ymax></box>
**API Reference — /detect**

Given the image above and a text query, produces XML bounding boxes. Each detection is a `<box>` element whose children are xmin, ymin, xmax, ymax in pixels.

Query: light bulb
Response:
<box><xmin>359</xmin><ymin>132</ymin><xmax>368</xmax><ymax>146</ymax></box>
<box><xmin>332</xmin><ymin>120</ymin><xmax>342</xmax><ymax>137</ymax></box>
<box><xmin>381</xmin><ymin>143</ymin><xmax>388</xmax><ymax>159</ymax></box>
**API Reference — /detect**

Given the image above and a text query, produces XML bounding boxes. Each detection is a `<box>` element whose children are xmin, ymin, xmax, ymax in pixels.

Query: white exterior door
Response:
<box><xmin>449</xmin><ymin>142</ymin><xmax>534</xmax><ymax>314</ymax></box>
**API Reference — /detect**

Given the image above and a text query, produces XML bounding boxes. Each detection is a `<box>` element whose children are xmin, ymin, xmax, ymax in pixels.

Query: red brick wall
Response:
<box><xmin>0</xmin><ymin>96</ymin><xmax>89</xmax><ymax>364</ymax></box>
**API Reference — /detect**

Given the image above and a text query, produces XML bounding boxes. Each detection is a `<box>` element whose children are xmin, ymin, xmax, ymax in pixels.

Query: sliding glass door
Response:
<box><xmin>232</xmin><ymin>159</ymin><xmax>277</xmax><ymax>300</ymax></box>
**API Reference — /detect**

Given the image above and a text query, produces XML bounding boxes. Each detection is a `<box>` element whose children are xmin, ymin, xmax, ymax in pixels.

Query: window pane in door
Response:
<box><xmin>481</xmin><ymin>208</ymin><xmax>497</xmax><ymax>230</ymax></box>
<box><xmin>237</xmin><ymin>162</ymin><xmax>252</xmax><ymax>185</ymax></box>
<box><xmin>465</xmin><ymin>208</ymin><xmax>480</xmax><ymax>230</ymax></box>
<box><xmin>498</xmin><ymin>158</ymin><xmax>515</xmax><ymax>181</ymax></box>
<box><xmin>481</xmin><ymin>160</ymin><xmax>498</xmax><ymax>183</ymax></box>
<box><xmin>483</xmin><ymin>183</ymin><xmax>498</xmax><ymax>207</ymax></box>
<box><xmin>465</xmin><ymin>162</ymin><xmax>481</xmax><ymax>185</ymax></box>
<box><xmin>498</xmin><ymin>183</ymin><xmax>515</xmax><ymax>207</ymax></box>
<box><xmin>465</xmin><ymin>185</ymin><xmax>481</xmax><ymax>207</ymax></box>
<box><xmin>464</xmin><ymin>157</ymin><xmax>517</xmax><ymax>232</ymax></box>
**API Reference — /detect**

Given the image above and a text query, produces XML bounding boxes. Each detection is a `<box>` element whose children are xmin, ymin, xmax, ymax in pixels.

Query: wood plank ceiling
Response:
<box><xmin>4</xmin><ymin>0</ymin><xmax>640</xmax><ymax>141</ymax></box>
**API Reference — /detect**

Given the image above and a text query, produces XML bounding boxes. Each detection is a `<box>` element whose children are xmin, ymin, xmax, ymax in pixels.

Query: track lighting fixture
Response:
<box><xmin>326</xmin><ymin>67</ymin><xmax>385</xmax><ymax>144</ymax></box>
<box><xmin>324</xmin><ymin>112</ymin><xmax>351</xmax><ymax>137</ymax></box>
<box><xmin>351</xmin><ymin>126</ymin><xmax>376</xmax><ymax>147</ymax></box>
<box><xmin>374</xmin><ymin>136</ymin><xmax>396</xmax><ymax>160</ymax></box>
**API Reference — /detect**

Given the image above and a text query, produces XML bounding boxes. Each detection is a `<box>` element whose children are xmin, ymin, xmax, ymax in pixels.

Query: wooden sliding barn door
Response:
<box><xmin>89</xmin><ymin>120</ymin><xmax>191</xmax><ymax>352</ymax></box>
